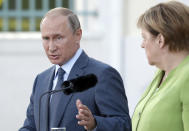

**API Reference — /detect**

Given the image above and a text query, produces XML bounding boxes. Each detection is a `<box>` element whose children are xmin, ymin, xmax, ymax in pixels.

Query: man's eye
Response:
<box><xmin>43</xmin><ymin>37</ymin><xmax>49</xmax><ymax>40</ymax></box>
<box><xmin>57</xmin><ymin>36</ymin><xmax>63</xmax><ymax>40</ymax></box>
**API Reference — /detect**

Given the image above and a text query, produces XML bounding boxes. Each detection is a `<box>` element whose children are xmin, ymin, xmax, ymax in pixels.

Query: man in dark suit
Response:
<box><xmin>19</xmin><ymin>7</ymin><xmax>131</xmax><ymax>131</ymax></box>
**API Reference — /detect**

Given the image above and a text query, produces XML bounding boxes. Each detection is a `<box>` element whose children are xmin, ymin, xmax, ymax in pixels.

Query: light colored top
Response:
<box><xmin>132</xmin><ymin>55</ymin><xmax>189</xmax><ymax>131</ymax></box>
<box><xmin>52</xmin><ymin>48</ymin><xmax>82</xmax><ymax>90</ymax></box>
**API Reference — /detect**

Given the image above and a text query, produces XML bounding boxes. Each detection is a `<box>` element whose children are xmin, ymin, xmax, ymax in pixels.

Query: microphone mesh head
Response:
<box><xmin>62</xmin><ymin>74</ymin><xmax>98</xmax><ymax>94</ymax></box>
<box><xmin>84</xmin><ymin>74</ymin><xmax>97</xmax><ymax>86</ymax></box>
<box><xmin>74</xmin><ymin>74</ymin><xmax>97</xmax><ymax>91</ymax></box>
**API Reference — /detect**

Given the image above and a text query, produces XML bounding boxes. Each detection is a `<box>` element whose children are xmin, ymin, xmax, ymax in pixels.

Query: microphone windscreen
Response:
<box><xmin>73</xmin><ymin>74</ymin><xmax>97</xmax><ymax>91</ymax></box>
<box><xmin>62</xmin><ymin>74</ymin><xmax>98</xmax><ymax>94</ymax></box>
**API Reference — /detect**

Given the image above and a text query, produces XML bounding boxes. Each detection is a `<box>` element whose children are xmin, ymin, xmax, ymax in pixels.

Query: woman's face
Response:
<box><xmin>141</xmin><ymin>29</ymin><xmax>160</xmax><ymax>65</ymax></box>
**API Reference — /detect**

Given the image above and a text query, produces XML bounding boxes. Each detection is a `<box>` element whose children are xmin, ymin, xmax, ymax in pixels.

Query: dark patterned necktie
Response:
<box><xmin>50</xmin><ymin>67</ymin><xmax>65</xmax><ymax>128</ymax></box>
<box><xmin>54</xmin><ymin>68</ymin><xmax>65</xmax><ymax>91</ymax></box>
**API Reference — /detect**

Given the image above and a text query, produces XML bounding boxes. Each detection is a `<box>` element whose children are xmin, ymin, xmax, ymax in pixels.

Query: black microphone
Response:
<box><xmin>62</xmin><ymin>73</ymin><xmax>98</xmax><ymax>95</ymax></box>
<box><xmin>38</xmin><ymin>74</ymin><xmax>97</xmax><ymax>131</ymax></box>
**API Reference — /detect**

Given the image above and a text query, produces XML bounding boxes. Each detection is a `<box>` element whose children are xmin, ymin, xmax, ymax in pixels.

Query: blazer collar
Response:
<box><xmin>68</xmin><ymin>51</ymin><xmax>89</xmax><ymax>79</ymax></box>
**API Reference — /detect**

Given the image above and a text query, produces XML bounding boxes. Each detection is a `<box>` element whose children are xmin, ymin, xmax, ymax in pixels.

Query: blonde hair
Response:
<box><xmin>41</xmin><ymin>7</ymin><xmax>81</xmax><ymax>33</ymax></box>
<box><xmin>137</xmin><ymin>1</ymin><xmax>189</xmax><ymax>52</ymax></box>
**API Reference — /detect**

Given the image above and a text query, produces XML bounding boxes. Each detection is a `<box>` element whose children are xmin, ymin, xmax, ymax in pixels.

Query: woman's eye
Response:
<box><xmin>142</xmin><ymin>37</ymin><xmax>146</xmax><ymax>41</ymax></box>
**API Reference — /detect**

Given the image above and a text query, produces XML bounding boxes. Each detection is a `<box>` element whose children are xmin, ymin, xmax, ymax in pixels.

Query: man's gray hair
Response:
<box><xmin>41</xmin><ymin>7</ymin><xmax>81</xmax><ymax>33</ymax></box>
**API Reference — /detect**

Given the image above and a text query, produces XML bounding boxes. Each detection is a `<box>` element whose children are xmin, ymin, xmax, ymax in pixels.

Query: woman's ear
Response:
<box><xmin>157</xmin><ymin>33</ymin><xmax>165</xmax><ymax>49</ymax></box>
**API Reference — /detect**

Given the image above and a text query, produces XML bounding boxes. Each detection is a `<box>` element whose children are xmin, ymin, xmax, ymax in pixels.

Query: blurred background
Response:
<box><xmin>0</xmin><ymin>0</ymin><xmax>188</xmax><ymax>130</ymax></box>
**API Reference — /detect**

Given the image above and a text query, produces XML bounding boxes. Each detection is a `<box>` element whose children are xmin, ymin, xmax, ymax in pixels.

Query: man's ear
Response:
<box><xmin>157</xmin><ymin>33</ymin><xmax>165</xmax><ymax>49</ymax></box>
<box><xmin>75</xmin><ymin>28</ymin><xmax>82</xmax><ymax>41</ymax></box>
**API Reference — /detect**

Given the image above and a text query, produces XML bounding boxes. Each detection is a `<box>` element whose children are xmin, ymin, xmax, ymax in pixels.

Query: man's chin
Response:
<box><xmin>50</xmin><ymin>60</ymin><xmax>61</xmax><ymax>65</ymax></box>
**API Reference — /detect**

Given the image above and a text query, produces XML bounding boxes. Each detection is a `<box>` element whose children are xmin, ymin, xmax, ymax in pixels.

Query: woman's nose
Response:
<box><xmin>141</xmin><ymin>42</ymin><xmax>145</xmax><ymax>48</ymax></box>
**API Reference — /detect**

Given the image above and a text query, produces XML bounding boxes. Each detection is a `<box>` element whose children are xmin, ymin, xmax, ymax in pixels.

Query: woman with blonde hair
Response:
<box><xmin>132</xmin><ymin>1</ymin><xmax>189</xmax><ymax>131</ymax></box>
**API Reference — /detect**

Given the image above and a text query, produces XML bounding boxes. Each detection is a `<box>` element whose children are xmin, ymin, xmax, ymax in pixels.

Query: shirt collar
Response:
<box><xmin>54</xmin><ymin>48</ymin><xmax>83</xmax><ymax>77</ymax></box>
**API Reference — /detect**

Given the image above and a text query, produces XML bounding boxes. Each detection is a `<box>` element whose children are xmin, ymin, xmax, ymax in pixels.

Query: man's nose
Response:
<box><xmin>49</xmin><ymin>40</ymin><xmax>57</xmax><ymax>52</ymax></box>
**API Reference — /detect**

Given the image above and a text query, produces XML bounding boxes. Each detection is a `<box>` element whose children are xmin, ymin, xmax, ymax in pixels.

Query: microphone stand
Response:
<box><xmin>38</xmin><ymin>74</ymin><xmax>96</xmax><ymax>131</ymax></box>
<box><xmin>38</xmin><ymin>81</ymin><xmax>74</xmax><ymax>131</ymax></box>
<box><xmin>38</xmin><ymin>88</ymin><xmax>65</xmax><ymax>131</ymax></box>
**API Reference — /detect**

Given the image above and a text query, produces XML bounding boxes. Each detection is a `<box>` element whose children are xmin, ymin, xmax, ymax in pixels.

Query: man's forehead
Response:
<box><xmin>43</xmin><ymin>15</ymin><xmax>68</xmax><ymax>23</ymax></box>
<box><xmin>41</xmin><ymin>16</ymin><xmax>69</xmax><ymax>29</ymax></box>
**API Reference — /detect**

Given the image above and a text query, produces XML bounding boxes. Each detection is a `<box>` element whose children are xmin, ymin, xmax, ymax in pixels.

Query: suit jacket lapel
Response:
<box><xmin>39</xmin><ymin>66</ymin><xmax>55</xmax><ymax>131</ymax></box>
<box><xmin>52</xmin><ymin>51</ymin><xmax>89</xmax><ymax>127</ymax></box>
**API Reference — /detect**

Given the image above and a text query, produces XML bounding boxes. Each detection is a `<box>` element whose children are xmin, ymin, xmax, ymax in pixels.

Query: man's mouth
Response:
<box><xmin>49</xmin><ymin>55</ymin><xmax>59</xmax><ymax>59</ymax></box>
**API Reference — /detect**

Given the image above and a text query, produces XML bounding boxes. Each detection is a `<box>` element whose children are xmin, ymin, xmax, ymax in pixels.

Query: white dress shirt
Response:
<box><xmin>52</xmin><ymin>48</ymin><xmax>82</xmax><ymax>91</ymax></box>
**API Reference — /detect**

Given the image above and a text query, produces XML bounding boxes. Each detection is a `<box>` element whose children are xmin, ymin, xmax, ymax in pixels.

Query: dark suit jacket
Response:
<box><xmin>19</xmin><ymin>51</ymin><xmax>131</xmax><ymax>131</ymax></box>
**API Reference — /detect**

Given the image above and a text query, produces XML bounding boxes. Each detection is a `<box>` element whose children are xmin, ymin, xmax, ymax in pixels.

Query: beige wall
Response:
<box><xmin>124</xmin><ymin>0</ymin><xmax>189</xmax><ymax>36</ymax></box>
<box><xmin>124</xmin><ymin>0</ymin><xmax>159</xmax><ymax>36</ymax></box>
